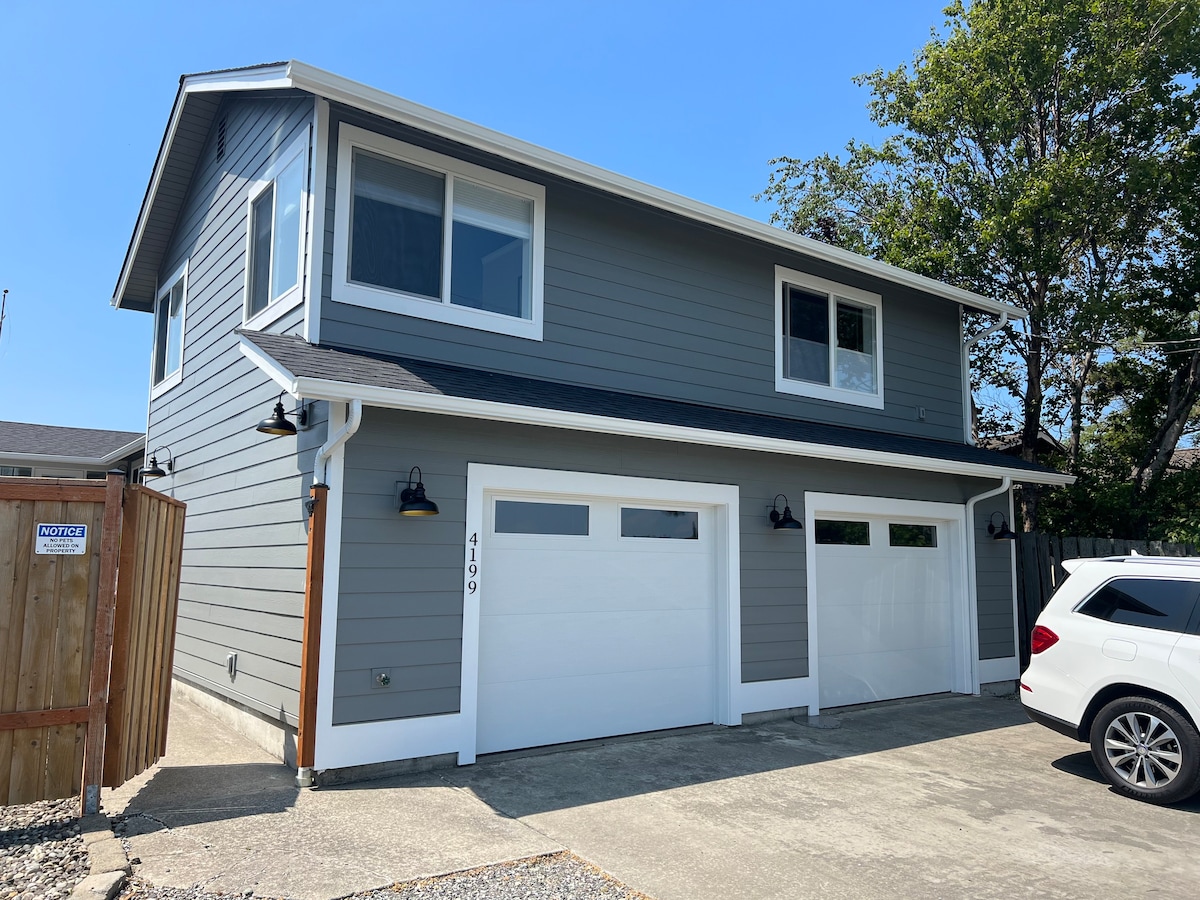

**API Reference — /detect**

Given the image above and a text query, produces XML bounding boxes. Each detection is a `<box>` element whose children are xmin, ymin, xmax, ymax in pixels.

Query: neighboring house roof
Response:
<box><xmin>0</xmin><ymin>421</ymin><xmax>145</xmax><ymax>467</ymax></box>
<box><xmin>978</xmin><ymin>430</ymin><xmax>1067</xmax><ymax>458</ymax></box>
<box><xmin>239</xmin><ymin>331</ymin><xmax>1071</xmax><ymax>486</ymax></box>
<box><xmin>1169</xmin><ymin>447</ymin><xmax>1200</xmax><ymax>470</ymax></box>
<box><xmin>113</xmin><ymin>60</ymin><xmax>1028</xmax><ymax>321</ymax></box>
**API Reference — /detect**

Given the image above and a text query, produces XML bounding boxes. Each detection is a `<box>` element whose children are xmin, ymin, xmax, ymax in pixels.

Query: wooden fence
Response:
<box><xmin>0</xmin><ymin>475</ymin><xmax>185</xmax><ymax>812</ymax></box>
<box><xmin>1015</xmin><ymin>533</ymin><xmax>1197</xmax><ymax>666</ymax></box>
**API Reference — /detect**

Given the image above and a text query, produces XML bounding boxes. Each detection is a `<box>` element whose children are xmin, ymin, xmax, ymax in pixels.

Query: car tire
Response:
<box><xmin>1089</xmin><ymin>697</ymin><xmax>1200</xmax><ymax>805</ymax></box>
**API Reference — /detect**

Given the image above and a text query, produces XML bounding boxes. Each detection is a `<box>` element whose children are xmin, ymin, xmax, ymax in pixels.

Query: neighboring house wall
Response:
<box><xmin>147</xmin><ymin>92</ymin><xmax>326</xmax><ymax>726</ymax></box>
<box><xmin>318</xmin><ymin>105</ymin><xmax>965</xmax><ymax>442</ymax></box>
<box><xmin>332</xmin><ymin>408</ymin><xmax>1013</xmax><ymax>726</ymax></box>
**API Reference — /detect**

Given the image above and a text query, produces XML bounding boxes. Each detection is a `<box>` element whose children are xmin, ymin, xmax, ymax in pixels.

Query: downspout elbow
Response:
<box><xmin>314</xmin><ymin>399</ymin><xmax>362</xmax><ymax>485</ymax></box>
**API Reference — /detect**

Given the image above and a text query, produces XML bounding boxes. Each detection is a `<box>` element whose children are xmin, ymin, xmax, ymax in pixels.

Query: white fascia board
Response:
<box><xmin>282</xmin><ymin>372</ymin><xmax>1075</xmax><ymax>486</ymax></box>
<box><xmin>101</xmin><ymin>436</ymin><xmax>147</xmax><ymax>465</ymax></box>
<box><xmin>237</xmin><ymin>336</ymin><xmax>302</xmax><ymax>395</ymax></box>
<box><xmin>283</xmin><ymin>61</ymin><xmax>1025</xmax><ymax>320</ymax></box>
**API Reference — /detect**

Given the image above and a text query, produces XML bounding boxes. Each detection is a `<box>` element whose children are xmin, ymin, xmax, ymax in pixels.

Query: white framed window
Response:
<box><xmin>774</xmin><ymin>266</ymin><xmax>884</xmax><ymax>409</ymax></box>
<box><xmin>244</xmin><ymin>135</ymin><xmax>307</xmax><ymax>327</ymax></box>
<box><xmin>151</xmin><ymin>260</ymin><xmax>187</xmax><ymax>397</ymax></box>
<box><xmin>332</xmin><ymin>124</ymin><xmax>546</xmax><ymax>341</ymax></box>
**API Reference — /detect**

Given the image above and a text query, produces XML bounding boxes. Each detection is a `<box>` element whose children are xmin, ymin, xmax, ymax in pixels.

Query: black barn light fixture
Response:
<box><xmin>987</xmin><ymin>511</ymin><xmax>1018</xmax><ymax>540</ymax></box>
<box><xmin>769</xmin><ymin>493</ymin><xmax>803</xmax><ymax>530</ymax></box>
<box><xmin>142</xmin><ymin>445</ymin><xmax>175</xmax><ymax>480</ymax></box>
<box><xmin>396</xmin><ymin>466</ymin><xmax>439</xmax><ymax>516</ymax></box>
<box><xmin>256</xmin><ymin>391</ymin><xmax>309</xmax><ymax>436</ymax></box>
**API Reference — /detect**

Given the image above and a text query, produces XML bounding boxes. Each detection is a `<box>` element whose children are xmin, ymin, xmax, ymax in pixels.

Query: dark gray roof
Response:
<box><xmin>241</xmin><ymin>331</ymin><xmax>1062</xmax><ymax>480</ymax></box>
<box><xmin>0</xmin><ymin>422</ymin><xmax>144</xmax><ymax>460</ymax></box>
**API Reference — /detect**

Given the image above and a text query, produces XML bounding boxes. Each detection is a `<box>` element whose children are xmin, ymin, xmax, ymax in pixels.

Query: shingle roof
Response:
<box><xmin>0</xmin><ymin>422</ymin><xmax>144</xmax><ymax>460</ymax></box>
<box><xmin>240</xmin><ymin>331</ymin><xmax>1062</xmax><ymax>481</ymax></box>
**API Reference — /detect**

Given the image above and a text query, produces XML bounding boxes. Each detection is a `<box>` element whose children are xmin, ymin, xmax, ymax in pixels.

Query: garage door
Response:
<box><xmin>477</xmin><ymin>494</ymin><xmax>717</xmax><ymax>754</ymax></box>
<box><xmin>814</xmin><ymin>517</ymin><xmax>955</xmax><ymax>708</ymax></box>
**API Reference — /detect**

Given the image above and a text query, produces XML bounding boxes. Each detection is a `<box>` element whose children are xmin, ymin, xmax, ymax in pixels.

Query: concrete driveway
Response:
<box><xmin>105</xmin><ymin>692</ymin><xmax>1200</xmax><ymax>900</ymax></box>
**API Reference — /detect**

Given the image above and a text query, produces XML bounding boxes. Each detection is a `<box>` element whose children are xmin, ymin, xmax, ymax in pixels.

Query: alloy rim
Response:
<box><xmin>1104</xmin><ymin>712</ymin><xmax>1183</xmax><ymax>789</ymax></box>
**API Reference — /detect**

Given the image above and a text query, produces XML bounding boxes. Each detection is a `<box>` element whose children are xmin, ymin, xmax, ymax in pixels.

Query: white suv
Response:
<box><xmin>1021</xmin><ymin>556</ymin><xmax>1200</xmax><ymax>804</ymax></box>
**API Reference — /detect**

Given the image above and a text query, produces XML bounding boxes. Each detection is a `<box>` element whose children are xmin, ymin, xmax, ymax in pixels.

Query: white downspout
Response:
<box><xmin>964</xmin><ymin>476</ymin><xmax>1013</xmax><ymax>694</ymax></box>
<box><xmin>962</xmin><ymin>311</ymin><xmax>1009</xmax><ymax>445</ymax></box>
<box><xmin>313</xmin><ymin>399</ymin><xmax>362</xmax><ymax>485</ymax></box>
<box><xmin>296</xmin><ymin>398</ymin><xmax>362</xmax><ymax>788</ymax></box>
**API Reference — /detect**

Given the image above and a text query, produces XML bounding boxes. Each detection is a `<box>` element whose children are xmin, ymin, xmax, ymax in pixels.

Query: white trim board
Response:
<box><xmin>236</xmin><ymin>338</ymin><xmax>1074</xmax><ymax>487</ymax></box>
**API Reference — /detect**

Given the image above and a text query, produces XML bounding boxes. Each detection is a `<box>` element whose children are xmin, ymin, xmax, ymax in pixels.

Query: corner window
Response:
<box><xmin>152</xmin><ymin>262</ymin><xmax>186</xmax><ymax>395</ymax></box>
<box><xmin>333</xmin><ymin>124</ymin><xmax>545</xmax><ymax>341</ymax></box>
<box><xmin>245</xmin><ymin>139</ymin><xmax>306</xmax><ymax>325</ymax></box>
<box><xmin>775</xmin><ymin>266</ymin><xmax>884</xmax><ymax>409</ymax></box>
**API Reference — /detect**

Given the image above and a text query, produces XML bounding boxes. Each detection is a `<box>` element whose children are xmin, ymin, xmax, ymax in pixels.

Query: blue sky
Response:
<box><xmin>0</xmin><ymin>0</ymin><xmax>950</xmax><ymax>432</ymax></box>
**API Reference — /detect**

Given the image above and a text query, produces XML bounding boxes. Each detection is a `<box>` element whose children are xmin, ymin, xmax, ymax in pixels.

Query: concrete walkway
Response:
<box><xmin>104</xmin><ymin>693</ymin><xmax>1200</xmax><ymax>900</ymax></box>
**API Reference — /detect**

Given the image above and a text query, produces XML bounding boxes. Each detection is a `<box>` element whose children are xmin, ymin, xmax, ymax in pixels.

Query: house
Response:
<box><xmin>110</xmin><ymin>61</ymin><xmax>1071</xmax><ymax>779</ymax></box>
<box><xmin>0</xmin><ymin>421</ymin><xmax>144</xmax><ymax>480</ymax></box>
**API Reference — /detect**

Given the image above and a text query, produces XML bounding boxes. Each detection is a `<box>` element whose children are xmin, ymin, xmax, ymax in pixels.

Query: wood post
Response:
<box><xmin>81</xmin><ymin>473</ymin><xmax>124</xmax><ymax>815</ymax></box>
<box><xmin>297</xmin><ymin>484</ymin><xmax>329</xmax><ymax>771</ymax></box>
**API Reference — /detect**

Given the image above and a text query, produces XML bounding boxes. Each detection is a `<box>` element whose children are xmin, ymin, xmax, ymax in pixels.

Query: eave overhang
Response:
<box><xmin>238</xmin><ymin>333</ymin><xmax>1073</xmax><ymax>487</ymax></box>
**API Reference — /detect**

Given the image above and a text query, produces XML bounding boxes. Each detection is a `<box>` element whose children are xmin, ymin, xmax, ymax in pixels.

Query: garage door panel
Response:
<box><xmin>820</xmin><ymin>648</ymin><xmax>952</xmax><ymax>708</ymax></box>
<box><xmin>818</xmin><ymin>603</ymin><xmax>952</xmax><ymax>656</ymax></box>
<box><xmin>477</xmin><ymin>665</ymin><xmax>716</xmax><ymax>755</ymax></box>
<box><xmin>485</xmin><ymin>552</ymin><xmax>712</xmax><ymax>616</ymax></box>
<box><xmin>480</xmin><ymin>609</ymin><xmax>715</xmax><ymax>683</ymax></box>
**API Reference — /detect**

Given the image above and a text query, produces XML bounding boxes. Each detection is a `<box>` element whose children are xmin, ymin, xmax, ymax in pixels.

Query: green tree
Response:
<box><xmin>759</xmin><ymin>0</ymin><xmax>1200</xmax><ymax>532</ymax></box>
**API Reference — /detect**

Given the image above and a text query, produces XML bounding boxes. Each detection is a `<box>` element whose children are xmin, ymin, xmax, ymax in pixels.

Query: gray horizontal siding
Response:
<box><xmin>318</xmin><ymin>104</ymin><xmax>965</xmax><ymax>442</ymax></box>
<box><xmin>333</xmin><ymin>409</ymin><xmax>999</xmax><ymax>726</ymax></box>
<box><xmin>975</xmin><ymin>503</ymin><xmax>1018</xmax><ymax>660</ymax></box>
<box><xmin>148</xmin><ymin>93</ymin><xmax>323</xmax><ymax>727</ymax></box>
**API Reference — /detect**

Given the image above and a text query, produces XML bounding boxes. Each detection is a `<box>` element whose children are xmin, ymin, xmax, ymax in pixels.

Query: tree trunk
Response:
<box><xmin>1133</xmin><ymin>348</ymin><xmax>1200</xmax><ymax>492</ymax></box>
<box><xmin>1020</xmin><ymin>328</ymin><xmax>1046</xmax><ymax>532</ymax></box>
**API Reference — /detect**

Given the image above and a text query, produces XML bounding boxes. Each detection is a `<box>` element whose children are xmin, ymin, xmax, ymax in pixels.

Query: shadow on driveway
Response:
<box><xmin>1052</xmin><ymin>750</ymin><xmax>1200</xmax><ymax>812</ymax></box>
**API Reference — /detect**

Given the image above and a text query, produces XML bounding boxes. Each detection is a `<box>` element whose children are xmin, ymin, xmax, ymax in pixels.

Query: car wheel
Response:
<box><xmin>1089</xmin><ymin>697</ymin><xmax>1200</xmax><ymax>804</ymax></box>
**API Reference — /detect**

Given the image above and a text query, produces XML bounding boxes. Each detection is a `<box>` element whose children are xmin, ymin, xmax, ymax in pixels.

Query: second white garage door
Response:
<box><xmin>477</xmin><ymin>493</ymin><xmax>718</xmax><ymax>755</ymax></box>
<box><xmin>814</xmin><ymin>516</ymin><xmax>958</xmax><ymax>709</ymax></box>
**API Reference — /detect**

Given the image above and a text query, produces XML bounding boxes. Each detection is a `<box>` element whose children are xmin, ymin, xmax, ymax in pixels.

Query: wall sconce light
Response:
<box><xmin>142</xmin><ymin>446</ymin><xmax>175</xmax><ymax>480</ymax></box>
<box><xmin>987</xmin><ymin>511</ymin><xmax>1018</xmax><ymax>540</ymax></box>
<box><xmin>256</xmin><ymin>391</ymin><xmax>308</xmax><ymax>436</ymax></box>
<box><xmin>769</xmin><ymin>494</ymin><xmax>802</xmax><ymax>530</ymax></box>
<box><xmin>396</xmin><ymin>466</ymin><xmax>439</xmax><ymax>516</ymax></box>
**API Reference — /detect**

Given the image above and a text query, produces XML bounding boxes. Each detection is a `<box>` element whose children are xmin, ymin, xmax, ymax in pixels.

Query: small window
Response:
<box><xmin>0</xmin><ymin>466</ymin><xmax>32</xmax><ymax>477</ymax></box>
<box><xmin>85</xmin><ymin>471</ymin><xmax>109</xmax><ymax>480</ymax></box>
<box><xmin>815</xmin><ymin>520</ymin><xmax>870</xmax><ymax>545</ymax></box>
<box><xmin>494</xmin><ymin>500</ymin><xmax>589</xmax><ymax>535</ymax></box>
<box><xmin>152</xmin><ymin>263</ymin><xmax>186</xmax><ymax>392</ymax></box>
<box><xmin>775</xmin><ymin>266</ymin><xmax>883</xmax><ymax>408</ymax></box>
<box><xmin>889</xmin><ymin>524</ymin><xmax>938</xmax><ymax>548</ymax></box>
<box><xmin>621</xmin><ymin>508</ymin><xmax>699</xmax><ymax>539</ymax></box>
<box><xmin>246</xmin><ymin>145</ymin><xmax>305</xmax><ymax>320</ymax></box>
<box><xmin>333</xmin><ymin>125</ymin><xmax>545</xmax><ymax>341</ymax></box>
<box><xmin>1078</xmin><ymin>578</ymin><xmax>1200</xmax><ymax>634</ymax></box>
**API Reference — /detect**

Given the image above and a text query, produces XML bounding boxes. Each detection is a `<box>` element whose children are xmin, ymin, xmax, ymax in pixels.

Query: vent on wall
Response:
<box><xmin>216</xmin><ymin>116</ymin><xmax>227</xmax><ymax>161</ymax></box>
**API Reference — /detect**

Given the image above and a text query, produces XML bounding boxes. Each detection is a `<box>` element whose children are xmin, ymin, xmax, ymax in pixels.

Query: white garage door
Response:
<box><xmin>815</xmin><ymin>517</ymin><xmax>956</xmax><ymax>708</ymax></box>
<box><xmin>477</xmin><ymin>494</ymin><xmax>717</xmax><ymax>755</ymax></box>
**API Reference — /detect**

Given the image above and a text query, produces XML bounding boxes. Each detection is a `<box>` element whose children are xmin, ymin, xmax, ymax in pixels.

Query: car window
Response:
<box><xmin>1077</xmin><ymin>577</ymin><xmax>1200</xmax><ymax>634</ymax></box>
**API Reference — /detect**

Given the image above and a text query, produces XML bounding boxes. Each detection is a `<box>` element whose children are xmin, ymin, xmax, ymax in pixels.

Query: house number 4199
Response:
<box><xmin>466</xmin><ymin>532</ymin><xmax>479</xmax><ymax>594</ymax></box>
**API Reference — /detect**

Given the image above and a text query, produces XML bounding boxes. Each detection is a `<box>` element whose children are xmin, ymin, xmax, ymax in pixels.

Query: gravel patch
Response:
<box><xmin>0</xmin><ymin>798</ymin><xmax>90</xmax><ymax>900</ymax></box>
<box><xmin>112</xmin><ymin>852</ymin><xmax>651</xmax><ymax>900</ymax></box>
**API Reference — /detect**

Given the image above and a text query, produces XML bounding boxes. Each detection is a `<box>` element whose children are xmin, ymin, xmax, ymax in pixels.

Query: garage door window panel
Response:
<box><xmin>815</xmin><ymin>520</ymin><xmax>871</xmax><ymax>545</ymax></box>
<box><xmin>889</xmin><ymin>524</ymin><xmax>938</xmax><ymax>548</ymax></box>
<box><xmin>1077</xmin><ymin>578</ymin><xmax>1200</xmax><ymax>633</ymax></box>
<box><xmin>620</xmin><ymin>508</ymin><xmax>699</xmax><ymax>540</ymax></box>
<box><xmin>493</xmin><ymin>500</ymin><xmax>589</xmax><ymax>536</ymax></box>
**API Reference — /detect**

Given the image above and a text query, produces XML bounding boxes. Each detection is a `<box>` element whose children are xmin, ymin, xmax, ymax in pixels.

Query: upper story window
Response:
<box><xmin>333</xmin><ymin>124</ymin><xmax>546</xmax><ymax>341</ymax></box>
<box><xmin>245</xmin><ymin>135</ymin><xmax>307</xmax><ymax>327</ymax></box>
<box><xmin>152</xmin><ymin>261</ymin><xmax>187</xmax><ymax>396</ymax></box>
<box><xmin>774</xmin><ymin>266</ymin><xmax>884</xmax><ymax>409</ymax></box>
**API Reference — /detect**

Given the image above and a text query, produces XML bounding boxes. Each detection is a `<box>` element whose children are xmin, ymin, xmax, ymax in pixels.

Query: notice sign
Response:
<box><xmin>35</xmin><ymin>523</ymin><xmax>88</xmax><ymax>555</ymax></box>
